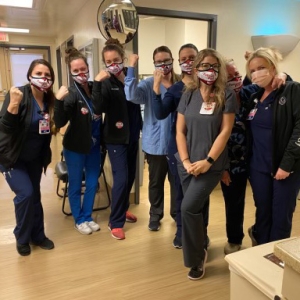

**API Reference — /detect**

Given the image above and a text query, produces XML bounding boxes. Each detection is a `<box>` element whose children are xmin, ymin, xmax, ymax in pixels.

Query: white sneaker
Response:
<box><xmin>86</xmin><ymin>221</ymin><xmax>100</xmax><ymax>232</ymax></box>
<box><xmin>75</xmin><ymin>222</ymin><xmax>92</xmax><ymax>235</ymax></box>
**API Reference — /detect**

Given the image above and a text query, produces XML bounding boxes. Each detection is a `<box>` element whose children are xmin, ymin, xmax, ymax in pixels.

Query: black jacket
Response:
<box><xmin>247</xmin><ymin>81</ymin><xmax>300</xmax><ymax>175</ymax></box>
<box><xmin>54</xmin><ymin>81</ymin><xmax>102</xmax><ymax>154</ymax></box>
<box><xmin>0</xmin><ymin>85</ymin><xmax>51</xmax><ymax>169</ymax></box>
<box><xmin>92</xmin><ymin>72</ymin><xmax>142</xmax><ymax>144</ymax></box>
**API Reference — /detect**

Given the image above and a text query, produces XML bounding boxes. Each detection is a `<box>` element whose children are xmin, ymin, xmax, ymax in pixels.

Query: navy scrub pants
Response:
<box><xmin>64</xmin><ymin>146</ymin><xmax>101</xmax><ymax>225</ymax></box>
<box><xmin>221</xmin><ymin>171</ymin><xmax>248</xmax><ymax>245</ymax></box>
<box><xmin>106</xmin><ymin>141</ymin><xmax>138</xmax><ymax>229</ymax></box>
<box><xmin>146</xmin><ymin>153</ymin><xmax>176</xmax><ymax>222</ymax></box>
<box><xmin>0</xmin><ymin>158</ymin><xmax>46</xmax><ymax>245</ymax></box>
<box><xmin>249</xmin><ymin>168</ymin><xmax>300</xmax><ymax>245</ymax></box>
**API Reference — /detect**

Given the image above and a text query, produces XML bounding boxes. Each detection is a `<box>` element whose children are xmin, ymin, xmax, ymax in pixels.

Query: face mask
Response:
<box><xmin>30</xmin><ymin>76</ymin><xmax>53</xmax><ymax>92</ymax></box>
<box><xmin>154</xmin><ymin>62</ymin><xmax>173</xmax><ymax>75</ymax></box>
<box><xmin>106</xmin><ymin>63</ymin><xmax>124</xmax><ymax>76</ymax></box>
<box><xmin>179</xmin><ymin>59</ymin><xmax>194</xmax><ymax>75</ymax></box>
<box><xmin>197</xmin><ymin>70</ymin><xmax>218</xmax><ymax>85</ymax></box>
<box><xmin>251</xmin><ymin>69</ymin><xmax>273</xmax><ymax>88</ymax></box>
<box><xmin>226</xmin><ymin>76</ymin><xmax>243</xmax><ymax>93</ymax></box>
<box><xmin>72</xmin><ymin>71</ymin><xmax>89</xmax><ymax>85</ymax></box>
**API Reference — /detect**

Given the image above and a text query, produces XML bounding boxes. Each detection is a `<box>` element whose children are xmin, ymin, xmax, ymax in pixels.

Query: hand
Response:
<box><xmin>271</xmin><ymin>73</ymin><xmax>287</xmax><ymax>90</ymax></box>
<box><xmin>95</xmin><ymin>70</ymin><xmax>111</xmax><ymax>82</ymax></box>
<box><xmin>182</xmin><ymin>159</ymin><xmax>191</xmax><ymax>172</ymax></box>
<box><xmin>9</xmin><ymin>87</ymin><xmax>23</xmax><ymax>106</ymax></box>
<box><xmin>129</xmin><ymin>54</ymin><xmax>139</xmax><ymax>67</ymax></box>
<box><xmin>56</xmin><ymin>86</ymin><xmax>69</xmax><ymax>101</ymax></box>
<box><xmin>274</xmin><ymin>168</ymin><xmax>290</xmax><ymax>180</ymax></box>
<box><xmin>221</xmin><ymin>170</ymin><xmax>231</xmax><ymax>186</ymax></box>
<box><xmin>188</xmin><ymin>160</ymin><xmax>211</xmax><ymax>176</ymax></box>
<box><xmin>244</xmin><ymin>51</ymin><xmax>252</xmax><ymax>60</ymax></box>
<box><xmin>153</xmin><ymin>69</ymin><xmax>164</xmax><ymax>85</ymax></box>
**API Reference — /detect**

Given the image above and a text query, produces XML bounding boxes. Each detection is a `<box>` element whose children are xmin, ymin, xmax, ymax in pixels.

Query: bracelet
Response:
<box><xmin>206</xmin><ymin>156</ymin><xmax>215</xmax><ymax>164</ymax></box>
<box><xmin>182</xmin><ymin>158</ymin><xmax>189</xmax><ymax>163</ymax></box>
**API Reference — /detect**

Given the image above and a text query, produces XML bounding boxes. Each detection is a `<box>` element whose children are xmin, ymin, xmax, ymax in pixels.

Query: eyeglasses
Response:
<box><xmin>154</xmin><ymin>59</ymin><xmax>173</xmax><ymax>65</ymax></box>
<box><xmin>198</xmin><ymin>63</ymin><xmax>220</xmax><ymax>72</ymax></box>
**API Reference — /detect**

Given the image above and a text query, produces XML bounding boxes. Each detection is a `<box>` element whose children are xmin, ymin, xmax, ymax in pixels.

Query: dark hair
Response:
<box><xmin>26</xmin><ymin>59</ymin><xmax>57</xmax><ymax>134</ymax></box>
<box><xmin>102</xmin><ymin>38</ymin><xmax>125</xmax><ymax>62</ymax></box>
<box><xmin>178</xmin><ymin>43</ymin><xmax>198</xmax><ymax>56</ymax></box>
<box><xmin>152</xmin><ymin>45</ymin><xmax>180</xmax><ymax>84</ymax></box>
<box><xmin>65</xmin><ymin>47</ymin><xmax>88</xmax><ymax>68</ymax></box>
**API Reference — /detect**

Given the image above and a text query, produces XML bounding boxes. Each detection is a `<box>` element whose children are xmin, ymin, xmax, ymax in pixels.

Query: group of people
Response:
<box><xmin>1</xmin><ymin>38</ymin><xmax>300</xmax><ymax>282</ymax></box>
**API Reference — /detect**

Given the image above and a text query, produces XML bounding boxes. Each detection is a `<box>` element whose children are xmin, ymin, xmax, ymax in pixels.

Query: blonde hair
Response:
<box><xmin>246</xmin><ymin>47</ymin><xmax>283</xmax><ymax>79</ymax></box>
<box><xmin>185</xmin><ymin>48</ymin><xmax>227</xmax><ymax>108</ymax></box>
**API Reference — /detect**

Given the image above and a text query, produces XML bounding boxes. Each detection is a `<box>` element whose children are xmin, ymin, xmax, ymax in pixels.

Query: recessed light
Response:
<box><xmin>0</xmin><ymin>27</ymin><xmax>29</xmax><ymax>33</ymax></box>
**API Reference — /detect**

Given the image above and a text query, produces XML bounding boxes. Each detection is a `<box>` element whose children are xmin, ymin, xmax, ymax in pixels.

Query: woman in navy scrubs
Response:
<box><xmin>0</xmin><ymin>59</ymin><xmax>56</xmax><ymax>256</ymax></box>
<box><xmin>246</xmin><ymin>47</ymin><xmax>300</xmax><ymax>245</ymax></box>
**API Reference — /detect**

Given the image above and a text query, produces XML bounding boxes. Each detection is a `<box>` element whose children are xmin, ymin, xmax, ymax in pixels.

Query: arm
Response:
<box><xmin>0</xmin><ymin>87</ymin><xmax>23</xmax><ymax>134</ymax></box>
<box><xmin>176</xmin><ymin>112</ymin><xmax>192</xmax><ymax>171</ymax></box>
<box><xmin>124</xmin><ymin>67</ymin><xmax>148</xmax><ymax>104</ymax></box>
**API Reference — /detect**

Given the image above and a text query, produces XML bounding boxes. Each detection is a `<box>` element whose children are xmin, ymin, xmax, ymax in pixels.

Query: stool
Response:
<box><xmin>55</xmin><ymin>148</ymin><xmax>111</xmax><ymax>216</ymax></box>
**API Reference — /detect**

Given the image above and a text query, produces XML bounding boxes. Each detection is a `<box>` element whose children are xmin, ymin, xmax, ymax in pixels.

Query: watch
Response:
<box><xmin>206</xmin><ymin>156</ymin><xmax>215</xmax><ymax>164</ymax></box>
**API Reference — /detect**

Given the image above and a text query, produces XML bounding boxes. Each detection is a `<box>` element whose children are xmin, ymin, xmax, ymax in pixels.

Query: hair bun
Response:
<box><xmin>65</xmin><ymin>47</ymin><xmax>80</xmax><ymax>58</ymax></box>
<box><xmin>105</xmin><ymin>38</ymin><xmax>123</xmax><ymax>49</ymax></box>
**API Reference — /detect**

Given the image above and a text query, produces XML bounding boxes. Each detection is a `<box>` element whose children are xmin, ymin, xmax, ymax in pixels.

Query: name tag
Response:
<box><xmin>247</xmin><ymin>108</ymin><xmax>257</xmax><ymax>120</ymax></box>
<box><xmin>200</xmin><ymin>102</ymin><xmax>216</xmax><ymax>115</ymax></box>
<box><xmin>39</xmin><ymin>119</ymin><xmax>50</xmax><ymax>134</ymax></box>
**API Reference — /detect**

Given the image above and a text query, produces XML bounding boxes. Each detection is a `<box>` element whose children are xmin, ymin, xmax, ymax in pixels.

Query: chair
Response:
<box><xmin>55</xmin><ymin>147</ymin><xmax>111</xmax><ymax>216</ymax></box>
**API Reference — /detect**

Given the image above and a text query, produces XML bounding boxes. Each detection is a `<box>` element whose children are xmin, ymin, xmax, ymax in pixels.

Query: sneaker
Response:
<box><xmin>126</xmin><ymin>211</ymin><xmax>137</xmax><ymax>223</ymax></box>
<box><xmin>172</xmin><ymin>235</ymin><xmax>182</xmax><ymax>249</ymax></box>
<box><xmin>248</xmin><ymin>226</ymin><xmax>258</xmax><ymax>247</ymax></box>
<box><xmin>148</xmin><ymin>220</ymin><xmax>161</xmax><ymax>231</ymax></box>
<box><xmin>32</xmin><ymin>238</ymin><xmax>55</xmax><ymax>250</ymax></box>
<box><xmin>187</xmin><ymin>249</ymin><xmax>207</xmax><ymax>280</ymax></box>
<box><xmin>16</xmin><ymin>242</ymin><xmax>31</xmax><ymax>256</ymax></box>
<box><xmin>224</xmin><ymin>242</ymin><xmax>241</xmax><ymax>255</ymax></box>
<box><xmin>86</xmin><ymin>221</ymin><xmax>100</xmax><ymax>232</ymax></box>
<box><xmin>75</xmin><ymin>222</ymin><xmax>92</xmax><ymax>235</ymax></box>
<box><xmin>111</xmin><ymin>228</ymin><xmax>125</xmax><ymax>240</ymax></box>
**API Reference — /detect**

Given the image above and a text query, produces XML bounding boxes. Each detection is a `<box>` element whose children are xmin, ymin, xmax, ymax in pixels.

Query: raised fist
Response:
<box><xmin>9</xmin><ymin>87</ymin><xmax>23</xmax><ymax>106</ymax></box>
<box><xmin>95</xmin><ymin>70</ymin><xmax>111</xmax><ymax>82</ymax></box>
<box><xmin>56</xmin><ymin>86</ymin><xmax>69</xmax><ymax>101</ymax></box>
<box><xmin>129</xmin><ymin>54</ymin><xmax>139</xmax><ymax>67</ymax></box>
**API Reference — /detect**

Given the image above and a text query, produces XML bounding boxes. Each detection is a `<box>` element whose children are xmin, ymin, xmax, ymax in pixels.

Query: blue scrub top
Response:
<box><xmin>250</xmin><ymin>91</ymin><xmax>276</xmax><ymax>173</ymax></box>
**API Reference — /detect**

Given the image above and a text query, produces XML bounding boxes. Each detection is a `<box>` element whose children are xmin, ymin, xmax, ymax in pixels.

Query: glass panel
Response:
<box><xmin>10</xmin><ymin>53</ymin><xmax>43</xmax><ymax>86</ymax></box>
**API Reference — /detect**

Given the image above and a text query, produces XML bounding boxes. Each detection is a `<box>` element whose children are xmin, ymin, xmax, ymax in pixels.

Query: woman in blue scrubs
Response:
<box><xmin>246</xmin><ymin>47</ymin><xmax>300</xmax><ymax>245</ymax></box>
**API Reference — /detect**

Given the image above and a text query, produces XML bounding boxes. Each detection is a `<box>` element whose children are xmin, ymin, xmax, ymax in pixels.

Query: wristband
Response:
<box><xmin>206</xmin><ymin>156</ymin><xmax>215</xmax><ymax>164</ymax></box>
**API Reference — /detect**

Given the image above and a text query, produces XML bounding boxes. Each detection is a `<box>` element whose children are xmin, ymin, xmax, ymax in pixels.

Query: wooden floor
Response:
<box><xmin>0</xmin><ymin>134</ymin><xmax>300</xmax><ymax>300</ymax></box>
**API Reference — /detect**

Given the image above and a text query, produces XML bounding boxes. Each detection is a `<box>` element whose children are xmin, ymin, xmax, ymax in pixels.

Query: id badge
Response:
<box><xmin>247</xmin><ymin>108</ymin><xmax>257</xmax><ymax>120</ymax></box>
<box><xmin>39</xmin><ymin>119</ymin><xmax>50</xmax><ymax>134</ymax></box>
<box><xmin>200</xmin><ymin>102</ymin><xmax>216</xmax><ymax>115</ymax></box>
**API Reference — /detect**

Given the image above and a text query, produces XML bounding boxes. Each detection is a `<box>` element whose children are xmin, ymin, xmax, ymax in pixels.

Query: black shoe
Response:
<box><xmin>148</xmin><ymin>221</ymin><xmax>161</xmax><ymax>231</ymax></box>
<box><xmin>32</xmin><ymin>238</ymin><xmax>55</xmax><ymax>250</ymax></box>
<box><xmin>16</xmin><ymin>242</ymin><xmax>31</xmax><ymax>256</ymax></box>
<box><xmin>172</xmin><ymin>235</ymin><xmax>182</xmax><ymax>249</ymax></box>
<box><xmin>187</xmin><ymin>249</ymin><xmax>207</xmax><ymax>280</ymax></box>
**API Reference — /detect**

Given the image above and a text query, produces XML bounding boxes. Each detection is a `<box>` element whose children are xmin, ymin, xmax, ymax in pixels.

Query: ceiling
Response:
<box><xmin>0</xmin><ymin>0</ymin><xmax>90</xmax><ymax>38</ymax></box>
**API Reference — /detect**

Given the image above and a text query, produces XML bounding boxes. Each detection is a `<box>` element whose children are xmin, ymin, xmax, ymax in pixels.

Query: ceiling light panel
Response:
<box><xmin>0</xmin><ymin>0</ymin><xmax>33</xmax><ymax>8</ymax></box>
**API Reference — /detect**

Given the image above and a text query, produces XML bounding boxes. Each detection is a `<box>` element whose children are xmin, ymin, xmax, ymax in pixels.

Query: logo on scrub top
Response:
<box><xmin>279</xmin><ymin>97</ymin><xmax>286</xmax><ymax>105</ymax></box>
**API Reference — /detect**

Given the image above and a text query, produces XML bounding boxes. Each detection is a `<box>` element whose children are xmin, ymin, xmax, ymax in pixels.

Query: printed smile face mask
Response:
<box><xmin>106</xmin><ymin>62</ymin><xmax>124</xmax><ymax>76</ymax></box>
<box><xmin>251</xmin><ymin>69</ymin><xmax>273</xmax><ymax>88</ymax></box>
<box><xmin>226</xmin><ymin>76</ymin><xmax>243</xmax><ymax>93</ymax></box>
<box><xmin>30</xmin><ymin>76</ymin><xmax>53</xmax><ymax>92</ymax></box>
<box><xmin>179</xmin><ymin>59</ymin><xmax>194</xmax><ymax>75</ymax></box>
<box><xmin>154</xmin><ymin>62</ymin><xmax>173</xmax><ymax>75</ymax></box>
<box><xmin>72</xmin><ymin>71</ymin><xmax>89</xmax><ymax>85</ymax></box>
<box><xmin>197</xmin><ymin>70</ymin><xmax>219</xmax><ymax>85</ymax></box>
